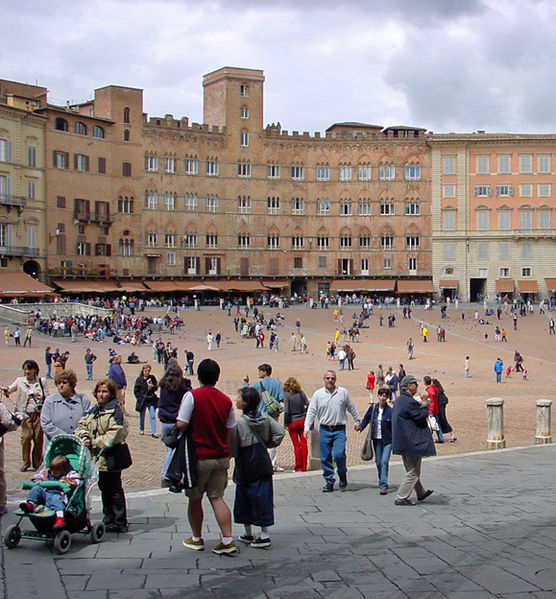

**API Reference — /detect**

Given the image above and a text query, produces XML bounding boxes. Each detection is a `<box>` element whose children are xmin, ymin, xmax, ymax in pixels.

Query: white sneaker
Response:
<box><xmin>273</xmin><ymin>465</ymin><xmax>285</xmax><ymax>472</ymax></box>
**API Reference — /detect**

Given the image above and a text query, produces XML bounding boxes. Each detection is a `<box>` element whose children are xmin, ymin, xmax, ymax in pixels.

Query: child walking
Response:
<box><xmin>230</xmin><ymin>387</ymin><xmax>284</xmax><ymax>548</ymax></box>
<box><xmin>19</xmin><ymin>455</ymin><xmax>80</xmax><ymax>528</ymax></box>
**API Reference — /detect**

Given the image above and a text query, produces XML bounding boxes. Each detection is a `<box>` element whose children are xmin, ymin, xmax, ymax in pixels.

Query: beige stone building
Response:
<box><xmin>0</xmin><ymin>80</ymin><xmax>47</xmax><ymax>278</ymax></box>
<box><xmin>430</xmin><ymin>133</ymin><xmax>556</xmax><ymax>302</ymax></box>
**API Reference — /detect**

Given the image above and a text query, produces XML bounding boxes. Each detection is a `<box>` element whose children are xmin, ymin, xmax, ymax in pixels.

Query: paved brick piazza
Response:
<box><xmin>0</xmin><ymin>303</ymin><xmax>555</xmax><ymax>597</ymax></box>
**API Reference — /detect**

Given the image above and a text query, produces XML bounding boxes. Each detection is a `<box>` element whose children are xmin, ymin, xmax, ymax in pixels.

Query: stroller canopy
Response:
<box><xmin>44</xmin><ymin>435</ymin><xmax>93</xmax><ymax>479</ymax></box>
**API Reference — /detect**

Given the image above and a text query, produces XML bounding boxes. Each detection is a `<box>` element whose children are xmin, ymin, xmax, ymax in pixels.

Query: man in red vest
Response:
<box><xmin>177</xmin><ymin>359</ymin><xmax>237</xmax><ymax>554</ymax></box>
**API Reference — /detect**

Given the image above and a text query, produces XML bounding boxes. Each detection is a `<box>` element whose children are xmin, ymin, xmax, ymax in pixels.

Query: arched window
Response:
<box><xmin>122</xmin><ymin>162</ymin><xmax>132</xmax><ymax>177</ymax></box>
<box><xmin>119</xmin><ymin>238</ymin><xmax>134</xmax><ymax>256</ymax></box>
<box><xmin>74</xmin><ymin>122</ymin><xmax>87</xmax><ymax>135</ymax></box>
<box><xmin>92</xmin><ymin>125</ymin><xmax>104</xmax><ymax>138</ymax></box>
<box><xmin>123</xmin><ymin>129</ymin><xmax>129</xmax><ymax>142</ymax></box>
<box><xmin>123</xmin><ymin>107</ymin><xmax>130</xmax><ymax>123</ymax></box>
<box><xmin>118</xmin><ymin>196</ymin><xmax>134</xmax><ymax>213</ymax></box>
<box><xmin>55</xmin><ymin>118</ymin><xmax>68</xmax><ymax>132</ymax></box>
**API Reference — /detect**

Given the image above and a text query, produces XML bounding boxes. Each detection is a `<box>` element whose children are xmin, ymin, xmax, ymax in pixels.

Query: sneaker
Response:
<box><xmin>238</xmin><ymin>534</ymin><xmax>254</xmax><ymax>544</ymax></box>
<box><xmin>250</xmin><ymin>537</ymin><xmax>271</xmax><ymax>548</ymax></box>
<box><xmin>20</xmin><ymin>465</ymin><xmax>29</xmax><ymax>472</ymax></box>
<box><xmin>19</xmin><ymin>501</ymin><xmax>34</xmax><ymax>513</ymax></box>
<box><xmin>151</xmin><ymin>433</ymin><xmax>159</xmax><ymax>438</ymax></box>
<box><xmin>183</xmin><ymin>537</ymin><xmax>205</xmax><ymax>551</ymax></box>
<box><xmin>339</xmin><ymin>477</ymin><xmax>348</xmax><ymax>490</ymax></box>
<box><xmin>212</xmin><ymin>540</ymin><xmax>238</xmax><ymax>555</ymax></box>
<box><xmin>273</xmin><ymin>465</ymin><xmax>285</xmax><ymax>472</ymax></box>
<box><xmin>53</xmin><ymin>515</ymin><xmax>65</xmax><ymax>529</ymax></box>
<box><xmin>322</xmin><ymin>483</ymin><xmax>334</xmax><ymax>493</ymax></box>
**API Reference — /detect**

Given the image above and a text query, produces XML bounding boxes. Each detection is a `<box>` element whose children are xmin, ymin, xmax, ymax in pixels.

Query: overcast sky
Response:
<box><xmin>2</xmin><ymin>0</ymin><xmax>555</xmax><ymax>134</ymax></box>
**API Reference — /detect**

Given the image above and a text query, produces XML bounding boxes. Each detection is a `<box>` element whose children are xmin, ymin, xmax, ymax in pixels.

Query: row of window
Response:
<box><xmin>0</xmin><ymin>140</ymin><xmax>38</xmax><ymax>167</ymax></box>
<box><xmin>156</xmin><ymin>254</ymin><xmax>416</xmax><ymax>272</ymax></box>
<box><xmin>0</xmin><ymin>224</ymin><xmax>37</xmax><ymax>248</ymax></box>
<box><xmin>145</xmin><ymin>157</ymin><xmax>422</xmax><ymax>181</ymax></box>
<box><xmin>442</xmin><ymin>208</ymin><xmax>553</xmax><ymax>230</ymax></box>
<box><xmin>443</xmin><ymin>241</ymin><xmax>535</xmax><ymax>261</ymax></box>
<box><xmin>0</xmin><ymin>175</ymin><xmax>39</xmax><ymax>202</ymax></box>
<box><xmin>443</xmin><ymin>154</ymin><xmax>555</xmax><ymax>175</ymax></box>
<box><xmin>144</xmin><ymin>191</ymin><xmax>422</xmax><ymax>216</ymax></box>
<box><xmin>52</xmin><ymin>151</ymin><xmax>131</xmax><ymax>176</ymax></box>
<box><xmin>143</xmin><ymin>232</ymin><xmax>421</xmax><ymax>250</ymax></box>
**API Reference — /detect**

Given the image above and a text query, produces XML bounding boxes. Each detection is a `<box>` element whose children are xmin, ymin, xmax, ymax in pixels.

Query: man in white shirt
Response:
<box><xmin>304</xmin><ymin>370</ymin><xmax>361</xmax><ymax>492</ymax></box>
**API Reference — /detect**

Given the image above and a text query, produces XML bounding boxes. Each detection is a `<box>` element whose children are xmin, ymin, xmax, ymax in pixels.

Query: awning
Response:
<box><xmin>262</xmin><ymin>279</ymin><xmax>289</xmax><ymax>289</ymax></box>
<box><xmin>396</xmin><ymin>280</ymin><xmax>434</xmax><ymax>294</ymax></box>
<box><xmin>545</xmin><ymin>278</ymin><xmax>556</xmax><ymax>291</ymax></box>
<box><xmin>116</xmin><ymin>282</ymin><xmax>148</xmax><ymax>293</ymax></box>
<box><xmin>495</xmin><ymin>279</ymin><xmax>515</xmax><ymax>293</ymax></box>
<box><xmin>186</xmin><ymin>284</ymin><xmax>222</xmax><ymax>292</ymax></box>
<box><xmin>142</xmin><ymin>281</ymin><xmax>180</xmax><ymax>292</ymax></box>
<box><xmin>219</xmin><ymin>280</ymin><xmax>269</xmax><ymax>292</ymax></box>
<box><xmin>52</xmin><ymin>279</ymin><xmax>121</xmax><ymax>293</ymax></box>
<box><xmin>439</xmin><ymin>279</ymin><xmax>459</xmax><ymax>289</ymax></box>
<box><xmin>517</xmin><ymin>280</ymin><xmax>538</xmax><ymax>293</ymax></box>
<box><xmin>330</xmin><ymin>279</ymin><xmax>396</xmax><ymax>292</ymax></box>
<box><xmin>0</xmin><ymin>272</ymin><xmax>55</xmax><ymax>295</ymax></box>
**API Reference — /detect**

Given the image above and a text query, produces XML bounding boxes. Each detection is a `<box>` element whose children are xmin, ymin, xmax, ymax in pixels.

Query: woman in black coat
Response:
<box><xmin>133</xmin><ymin>364</ymin><xmax>159</xmax><ymax>437</ymax></box>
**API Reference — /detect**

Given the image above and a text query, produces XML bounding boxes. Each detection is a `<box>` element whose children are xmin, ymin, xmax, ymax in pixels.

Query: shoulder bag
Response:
<box><xmin>259</xmin><ymin>381</ymin><xmax>283</xmax><ymax>419</ymax></box>
<box><xmin>360</xmin><ymin>404</ymin><xmax>376</xmax><ymax>461</ymax></box>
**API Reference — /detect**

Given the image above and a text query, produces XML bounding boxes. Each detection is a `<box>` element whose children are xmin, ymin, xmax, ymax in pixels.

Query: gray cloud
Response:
<box><xmin>1</xmin><ymin>0</ymin><xmax>555</xmax><ymax>133</ymax></box>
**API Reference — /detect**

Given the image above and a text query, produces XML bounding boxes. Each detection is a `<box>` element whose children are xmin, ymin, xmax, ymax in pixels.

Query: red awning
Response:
<box><xmin>517</xmin><ymin>280</ymin><xmax>538</xmax><ymax>293</ymax></box>
<box><xmin>495</xmin><ymin>279</ymin><xmax>515</xmax><ymax>293</ymax></box>
<box><xmin>439</xmin><ymin>279</ymin><xmax>459</xmax><ymax>289</ymax></box>
<box><xmin>0</xmin><ymin>272</ymin><xmax>54</xmax><ymax>295</ymax></box>
<box><xmin>330</xmin><ymin>279</ymin><xmax>396</xmax><ymax>292</ymax></box>
<box><xmin>396</xmin><ymin>280</ymin><xmax>434</xmax><ymax>294</ymax></box>
<box><xmin>545</xmin><ymin>278</ymin><xmax>556</xmax><ymax>291</ymax></box>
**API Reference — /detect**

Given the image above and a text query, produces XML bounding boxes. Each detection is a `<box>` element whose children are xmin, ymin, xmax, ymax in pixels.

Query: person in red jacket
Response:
<box><xmin>423</xmin><ymin>375</ymin><xmax>444</xmax><ymax>443</ymax></box>
<box><xmin>366</xmin><ymin>370</ymin><xmax>376</xmax><ymax>399</ymax></box>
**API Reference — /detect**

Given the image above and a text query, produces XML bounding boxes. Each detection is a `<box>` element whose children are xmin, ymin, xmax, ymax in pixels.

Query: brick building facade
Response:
<box><xmin>2</xmin><ymin>67</ymin><xmax>556</xmax><ymax>300</ymax></box>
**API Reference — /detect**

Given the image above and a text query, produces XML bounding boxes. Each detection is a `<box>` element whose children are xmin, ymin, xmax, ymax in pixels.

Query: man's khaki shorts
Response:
<box><xmin>185</xmin><ymin>458</ymin><xmax>230</xmax><ymax>499</ymax></box>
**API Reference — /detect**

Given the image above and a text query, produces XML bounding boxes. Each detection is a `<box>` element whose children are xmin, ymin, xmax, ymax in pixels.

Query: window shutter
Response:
<box><xmin>337</xmin><ymin>259</ymin><xmax>342</xmax><ymax>275</ymax></box>
<box><xmin>106</xmin><ymin>244</ymin><xmax>111</xmax><ymax>256</ymax></box>
<box><xmin>86</xmin><ymin>243</ymin><xmax>91</xmax><ymax>256</ymax></box>
<box><xmin>216</xmin><ymin>257</ymin><xmax>220</xmax><ymax>274</ymax></box>
<box><xmin>205</xmin><ymin>257</ymin><xmax>211</xmax><ymax>273</ymax></box>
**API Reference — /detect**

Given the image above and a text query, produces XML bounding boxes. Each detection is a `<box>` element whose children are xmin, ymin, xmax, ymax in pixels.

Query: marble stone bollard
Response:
<box><xmin>535</xmin><ymin>399</ymin><xmax>552</xmax><ymax>444</ymax></box>
<box><xmin>308</xmin><ymin>428</ymin><xmax>321</xmax><ymax>471</ymax></box>
<box><xmin>486</xmin><ymin>397</ymin><xmax>506</xmax><ymax>449</ymax></box>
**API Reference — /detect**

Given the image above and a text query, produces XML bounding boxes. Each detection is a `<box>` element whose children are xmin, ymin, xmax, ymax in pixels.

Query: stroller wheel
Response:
<box><xmin>53</xmin><ymin>529</ymin><xmax>71</xmax><ymax>554</ymax></box>
<box><xmin>3</xmin><ymin>525</ymin><xmax>21</xmax><ymax>548</ymax></box>
<box><xmin>90</xmin><ymin>522</ymin><xmax>105</xmax><ymax>544</ymax></box>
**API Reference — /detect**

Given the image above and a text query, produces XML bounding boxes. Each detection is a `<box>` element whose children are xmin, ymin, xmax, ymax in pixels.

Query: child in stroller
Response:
<box><xmin>4</xmin><ymin>434</ymin><xmax>104</xmax><ymax>554</ymax></box>
<box><xmin>19</xmin><ymin>455</ymin><xmax>80</xmax><ymax>529</ymax></box>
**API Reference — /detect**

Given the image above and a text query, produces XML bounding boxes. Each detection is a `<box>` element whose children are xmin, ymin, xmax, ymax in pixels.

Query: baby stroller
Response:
<box><xmin>3</xmin><ymin>434</ymin><xmax>105</xmax><ymax>554</ymax></box>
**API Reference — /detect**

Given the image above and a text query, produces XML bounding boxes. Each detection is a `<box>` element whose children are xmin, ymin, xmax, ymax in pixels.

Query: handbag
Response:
<box><xmin>259</xmin><ymin>381</ymin><xmax>283</xmax><ymax>419</ymax></box>
<box><xmin>103</xmin><ymin>443</ymin><xmax>133</xmax><ymax>470</ymax></box>
<box><xmin>360</xmin><ymin>404</ymin><xmax>376</xmax><ymax>461</ymax></box>
<box><xmin>427</xmin><ymin>415</ymin><xmax>439</xmax><ymax>432</ymax></box>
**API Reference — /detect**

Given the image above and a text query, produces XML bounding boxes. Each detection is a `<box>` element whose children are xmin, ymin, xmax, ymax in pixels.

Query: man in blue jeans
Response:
<box><xmin>304</xmin><ymin>370</ymin><xmax>361</xmax><ymax>492</ymax></box>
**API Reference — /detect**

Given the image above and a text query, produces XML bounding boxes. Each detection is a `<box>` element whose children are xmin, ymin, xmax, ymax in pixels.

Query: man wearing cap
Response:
<box><xmin>392</xmin><ymin>375</ymin><xmax>436</xmax><ymax>506</ymax></box>
<box><xmin>304</xmin><ymin>370</ymin><xmax>361</xmax><ymax>492</ymax></box>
